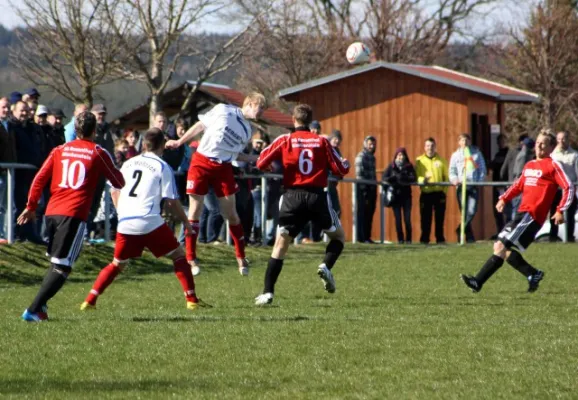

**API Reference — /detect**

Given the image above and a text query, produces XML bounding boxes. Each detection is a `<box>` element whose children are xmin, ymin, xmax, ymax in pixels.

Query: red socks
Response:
<box><xmin>85</xmin><ymin>263</ymin><xmax>121</xmax><ymax>305</ymax></box>
<box><xmin>185</xmin><ymin>220</ymin><xmax>199</xmax><ymax>262</ymax></box>
<box><xmin>229</xmin><ymin>223</ymin><xmax>246</xmax><ymax>258</ymax></box>
<box><xmin>173</xmin><ymin>256</ymin><xmax>198</xmax><ymax>303</ymax></box>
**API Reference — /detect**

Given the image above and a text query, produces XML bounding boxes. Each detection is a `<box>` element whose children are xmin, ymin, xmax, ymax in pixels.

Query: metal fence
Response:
<box><xmin>1</xmin><ymin>162</ymin><xmax>572</xmax><ymax>245</ymax></box>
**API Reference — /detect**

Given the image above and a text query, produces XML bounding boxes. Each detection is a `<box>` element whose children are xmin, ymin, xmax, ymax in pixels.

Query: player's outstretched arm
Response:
<box><xmin>256</xmin><ymin>134</ymin><xmax>287</xmax><ymax>170</ymax></box>
<box><xmin>325</xmin><ymin>139</ymin><xmax>350</xmax><ymax>177</ymax></box>
<box><xmin>166</xmin><ymin>121</ymin><xmax>205</xmax><ymax>149</ymax></box>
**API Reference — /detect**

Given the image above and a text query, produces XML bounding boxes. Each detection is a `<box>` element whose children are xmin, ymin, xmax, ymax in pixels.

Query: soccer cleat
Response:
<box><xmin>255</xmin><ymin>292</ymin><xmax>274</xmax><ymax>306</ymax></box>
<box><xmin>186</xmin><ymin>298</ymin><xmax>213</xmax><ymax>310</ymax></box>
<box><xmin>190</xmin><ymin>259</ymin><xmax>201</xmax><ymax>276</ymax></box>
<box><xmin>237</xmin><ymin>258</ymin><xmax>249</xmax><ymax>276</ymax></box>
<box><xmin>528</xmin><ymin>270</ymin><xmax>544</xmax><ymax>293</ymax></box>
<box><xmin>317</xmin><ymin>264</ymin><xmax>336</xmax><ymax>293</ymax></box>
<box><xmin>460</xmin><ymin>274</ymin><xmax>481</xmax><ymax>293</ymax></box>
<box><xmin>80</xmin><ymin>302</ymin><xmax>96</xmax><ymax>311</ymax></box>
<box><xmin>21</xmin><ymin>309</ymin><xmax>43</xmax><ymax>322</ymax></box>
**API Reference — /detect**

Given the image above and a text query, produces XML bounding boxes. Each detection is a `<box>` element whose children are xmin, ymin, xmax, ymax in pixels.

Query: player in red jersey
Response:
<box><xmin>165</xmin><ymin>93</ymin><xmax>266</xmax><ymax>276</ymax></box>
<box><xmin>254</xmin><ymin>104</ymin><xmax>350</xmax><ymax>305</ymax></box>
<box><xmin>461</xmin><ymin>131</ymin><xmax>574</xmax><ymax>293</ymax></box>
<box><xmin>18</xmin><ymin>111</ymin><xmax>125</xmax><ymax>322</ymax></box>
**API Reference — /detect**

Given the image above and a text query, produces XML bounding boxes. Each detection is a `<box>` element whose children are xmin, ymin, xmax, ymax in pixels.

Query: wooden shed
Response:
<box><xmin>278</xmin><ymin>62</ymin><xmax>540</xmax><ymax>243</ymax></box>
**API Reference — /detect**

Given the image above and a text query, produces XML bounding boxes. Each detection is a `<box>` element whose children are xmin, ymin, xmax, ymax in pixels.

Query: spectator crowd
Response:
<box><xmin>1</xmin><ymin>88</ymin><xmax>576</xmax><ymax>246</ymax></box>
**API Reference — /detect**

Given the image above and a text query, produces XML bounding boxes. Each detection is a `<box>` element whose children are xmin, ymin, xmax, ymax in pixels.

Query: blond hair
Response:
<box><xmin>243</xmin><ymin>92</ymin><xmax>266</xmax><ymax>108</ymax></box>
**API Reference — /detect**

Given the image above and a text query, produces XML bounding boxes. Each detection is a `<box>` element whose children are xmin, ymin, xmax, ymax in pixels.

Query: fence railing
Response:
<box><xmin>2</xmin><ymin>162</ymin><xmax>573</xmax><ymax>245</ymax></box>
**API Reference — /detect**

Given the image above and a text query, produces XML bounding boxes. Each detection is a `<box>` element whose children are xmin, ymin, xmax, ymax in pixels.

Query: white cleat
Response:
<box><xmin>190</xmin><ymin>259</ymin><xmax>201</xmax><ymax>276</ymax></box>
<box><xmin>255</xmin><ymin>292</ymin><xmax>273</xmax><ymax>305</ymax></box>
<box><xmin>238</xmin><ymin>258</ymin><xmax>249</xmax><ymax>276</ymax></box>
<box><xmin>317</xmin><ymin>264</ymin><xmax>336</xmax><ymax>293</ymax></box>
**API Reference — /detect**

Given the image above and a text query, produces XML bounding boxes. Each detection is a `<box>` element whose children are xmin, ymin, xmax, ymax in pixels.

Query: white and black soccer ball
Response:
<box><xmin>346</xmin><ymin>42</ymin><xmax>371</xmax><ymax>65</ymax></box>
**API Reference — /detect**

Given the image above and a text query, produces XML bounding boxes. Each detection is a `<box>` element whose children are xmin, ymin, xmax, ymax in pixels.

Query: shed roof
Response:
<box><xmin>115</xmin><ymin>81</ymin><xmax>293</xmax><ymax>129</ymax></box>
<box><xmin>278</xmin><ymin>62</ymin><xmax>539</xmax><ymax>103</ymax></box>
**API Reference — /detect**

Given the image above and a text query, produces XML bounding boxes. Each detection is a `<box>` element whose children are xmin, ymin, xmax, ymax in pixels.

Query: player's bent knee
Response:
<box><xmin>168</xmin><ymin>246</ymin><xmax>186</xmax><ymax>260</ymax></box>
<box><xmin>493</xmin><ymin>240</ymin><xmax>506</xmax><ymax>256</ymax></box>
<box><xmin>326</xmin><ymin>226</ymin><xmax>345</xmax><ymax>243</ymax></box>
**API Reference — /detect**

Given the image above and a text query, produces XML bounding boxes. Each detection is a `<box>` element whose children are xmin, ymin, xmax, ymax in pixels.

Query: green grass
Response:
<box><xmin>1</xmin><ymin>241</ymin><xmax>578</xmax><ymax>399</ymax></box>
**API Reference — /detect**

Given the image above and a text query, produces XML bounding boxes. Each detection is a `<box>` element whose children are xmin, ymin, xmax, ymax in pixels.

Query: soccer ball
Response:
<box><xmin>346</xmin><ymin>42</ymin><xmax>371</xmax><ymax>65</ymax></box>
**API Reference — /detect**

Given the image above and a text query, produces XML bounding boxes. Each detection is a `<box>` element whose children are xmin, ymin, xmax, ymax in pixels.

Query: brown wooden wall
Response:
<box><xmin>285</xmin><ymin>68</ymin><xmax>504</xmax><ymax>242</ymax></box>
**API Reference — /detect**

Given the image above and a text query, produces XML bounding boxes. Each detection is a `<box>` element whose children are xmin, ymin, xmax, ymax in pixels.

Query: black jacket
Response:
<box><xmin>382</xmin><ymin>152</ymin><xmax>416</xmax><ymax>206</ymax></box>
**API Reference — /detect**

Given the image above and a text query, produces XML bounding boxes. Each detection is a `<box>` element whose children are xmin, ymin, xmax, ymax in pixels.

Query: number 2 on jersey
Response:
<box><xmin>129</xmin><ymin>170</ymin><xmax>143</xmax><ymax>197</ymax></box>
<box><xmin>298</xmin><ymin>149</ymin><xmax>314</xmax><ymax>175</ymax></box>
<box><xmin>58</xmin><ymin>159</ymin><xmax>86</xmax><ymax>189</ymax></box>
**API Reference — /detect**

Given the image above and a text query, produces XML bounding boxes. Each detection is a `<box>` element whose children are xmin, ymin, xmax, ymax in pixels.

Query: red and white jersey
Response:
<box><xmin>116</xmin><ymin>153</ymin><xmax>179</xmax><ymax>235</ymax></box>
<box><xmin>196</xmin><ymin>104</ymin><xmax>252</xmax><ymax>163</ymax></box>
<box><xmin>27</xmin><ymin>139</ymin><xmax>125</xmax><ymax>220</ymax></box>
<box><xmin>257</xmin><ymin>129</ymin><xmax>350</xmax><ymax>188</ymax></box>
<box><xmin>501</xmin><ymin>157</ymin><xmax>574</xmax><ymax>224</ymax></box>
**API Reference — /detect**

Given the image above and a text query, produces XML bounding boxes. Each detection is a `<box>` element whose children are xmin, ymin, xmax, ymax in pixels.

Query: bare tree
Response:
<box><xmin>234</xmin><ymin>0</ymin><xmax>347</xmax><ymax>110</ymax></box>
<box><xmin>10</xmin><ymin>0</ymin><xmax>129</xmax><ymax>107</ymax></box>
<box><xmin>315</xmin><ymin>0</ymin><xmax>498</xmax><ymax>64</ymax></box>
<box><xmin>101</xmin><ymin>0</ymin><xmax>256</xmax><ymax>125</ymax></box>
<box><xmin>235</xmin><ymin>0</ymin><xmax>498</xmax><ymax>110</ymax></box>
<box><xmin>490</xmin><ymin>0</ymin><xmax>578</xmax><ymax>134</ymax></box>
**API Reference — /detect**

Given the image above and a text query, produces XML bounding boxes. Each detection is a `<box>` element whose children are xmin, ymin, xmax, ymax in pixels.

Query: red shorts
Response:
<box><xmin>186</xmin><ymin>152</ymin><xmax>239</xmax><ymax>197</ymax></box>
<box><xmin>114</xmin><ymin>223</ymin><xmax>180</xmax><ymax>261</ymax></box>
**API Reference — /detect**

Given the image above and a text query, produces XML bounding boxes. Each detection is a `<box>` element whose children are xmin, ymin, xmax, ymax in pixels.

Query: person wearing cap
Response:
<box><xmin>9</xmin><ymin>92</ymin><xmax>22</xmax><ymax>112</ymax></box>
<box><xmin>24</xmin><ymin>88</ymin><xmax>40</xmax><ymax>101</ymax></box>
<box><xmin>310</xmin><ymin>120</ymin><xmax>321</xmax><ymax>135</ymax></box>
<box><xmin>87</xmin><ymin>103</ymin><xmax>115</xmax><ymax>241</ymax></box>
<box><xmin>64</xmin><ymin>103</ymin><xmax>88</xmax><ymax>142</ymax></box>
<box><xmin>355</xmin><ymin>135</ymin><xmax>377</xmax><ymax>243</ymax></box>
<box><xmin>91</xmin><ymin>104</ymin><xmax>114</xmax><ymax>155</ymax></box>
<box><xmin>47</xmin><ymin>108</ymin><xmax>66</xmax><ymax>146</ymax></box>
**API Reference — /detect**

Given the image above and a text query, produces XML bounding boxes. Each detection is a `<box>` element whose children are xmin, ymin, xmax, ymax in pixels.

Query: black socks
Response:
<box><xmin>29</xmin><ymin>264</ymin><xmax>71</xmax><ymax>313</ymax></box>
<box><xmin>264</xmin><ymin>258</ymin><xmax>284</xmax><ymax>294</ymax></box>
<box><xmin>506</xmin><ymin>251</ymin><xmax>538</xmax><ymax>278</ymax></box>
<box><xmin>475</xmin><ymin>255</ymin><xmax>504</xmax><ymax>285</ymax></box>
<box><xmin>323</xmin><ymin>240</ymin><xmax>344</xmax><ymax>270</ymax></box>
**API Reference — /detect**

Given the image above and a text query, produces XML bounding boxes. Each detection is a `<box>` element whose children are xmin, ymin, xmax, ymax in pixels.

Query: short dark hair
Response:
<box><xmin>175</xmin><ymin>117</ymin><xmax>188</xmax><ymax>130</ymax></box>
<box><xmin>425</xmin><ymin>137</ymin><xmax>436</xmax><ymax>144</ymax></box>
<box><xmin>459</xmin><ymin>133</ymin><xmax>471</xmax><ymax>141</ymax></box>
<box><xmin>293</xmin><ymin>104</ymin><xmax>313</xmax><ymax>126</ymax></box>
<box><xmin>497</xmin><ymin>133</ymin><xmax>505</xmax><ymax>143</ymax></box>
<box><xmin>143</xmin><ymin>127</ymin><xmax>166</xmax><ymax>152</ymax></box>
<box><xmin>75</xmin><ymin>111</ymin><xmax>97</xmax><ymax>139</ymax></box>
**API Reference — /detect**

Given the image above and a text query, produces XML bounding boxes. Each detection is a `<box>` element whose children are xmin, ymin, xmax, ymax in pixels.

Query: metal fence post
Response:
<box><xmin>352</xmin><ymin>181</ymin><xmax>357</xmax><ymax>244</ymax></box>
<box><xmin>6</xmin><ymin>167</ymin><xmax>14</xmax><ymax>244</ymax></box>
<box><xmin>104</xmin><ymin>186</ymin><xmax>111</xmax><ymax>242</ymax></box>
<box><xmin>379</xmin><ymin>183</ymin><xmax>385</xmax><ymax>244</ymax></box>
<box><xmin>261</xmin><ymin>175</ymin><xmax>267</xmax><ymax>246</ymax></box>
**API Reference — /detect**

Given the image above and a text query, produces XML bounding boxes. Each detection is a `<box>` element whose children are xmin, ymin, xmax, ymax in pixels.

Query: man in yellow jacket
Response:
<box><xmin>415</xmin><ymin>137</ymin><xmax>449</xmax><ymax>244</ymax></box>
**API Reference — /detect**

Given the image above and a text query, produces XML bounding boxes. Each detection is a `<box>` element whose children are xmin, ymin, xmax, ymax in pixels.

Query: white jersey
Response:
<box><xmin>196</xmin><ymin>104</ymin><xmax>252</xmax><ymax>163</ymax></box>
<box><xmin>115</xmin><ymin>153</ymin><xmax>178</xmax><ymax>235</ymax></box>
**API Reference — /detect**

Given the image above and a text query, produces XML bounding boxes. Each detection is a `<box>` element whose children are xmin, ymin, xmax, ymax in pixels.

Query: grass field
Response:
<box><xmin>1</xmin><ymin>241</ymin><xmax>578</xmax><ymax>399</ymax></box>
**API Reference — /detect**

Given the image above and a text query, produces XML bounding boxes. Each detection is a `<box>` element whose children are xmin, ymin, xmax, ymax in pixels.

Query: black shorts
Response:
<box><xmin>45</xmin><ymin>215</ymin><xmax>86</xmax><ymax>267</ymax></box>
<box><xmin>498</xmin><ymin>212</ymin><xmax>542</xmax><ymax>252</ymax></box>
<box><xmin>278</xmin><ymin>188</ymin><xmax>340</xmax><ymax>238</ymax></box>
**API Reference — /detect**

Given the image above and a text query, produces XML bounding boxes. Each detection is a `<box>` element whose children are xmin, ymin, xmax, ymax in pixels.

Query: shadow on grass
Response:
<box><xmin>130</xmin><ymin>314</ymin><xmax>314</xmax><ymax>323</ymax></box>
<box><xmin>0</xmin><ymin>378</ymin><xmax>278</xmax><ymax>394</ymax></box>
